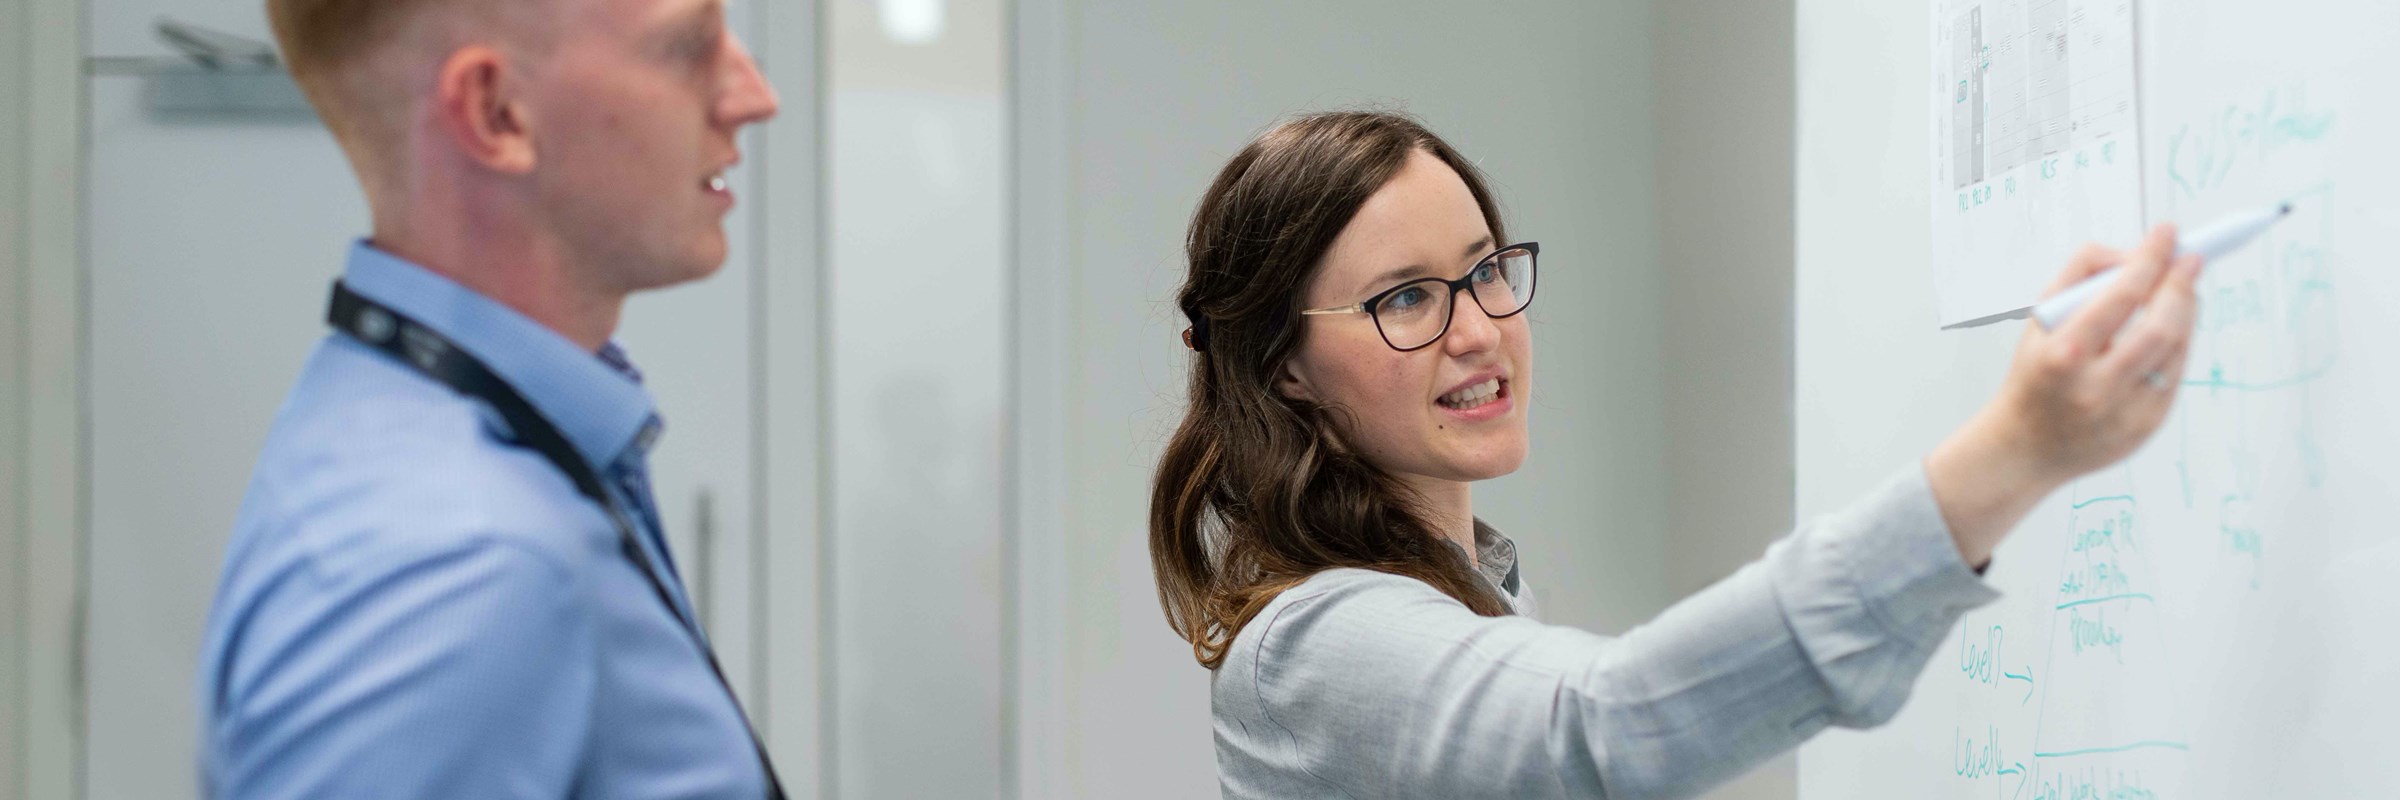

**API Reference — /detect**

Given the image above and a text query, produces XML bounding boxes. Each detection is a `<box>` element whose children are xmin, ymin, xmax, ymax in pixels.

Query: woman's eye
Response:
<box><xmin>1386</xmin><ymin>287</ymin><xmax>1430</xmax><ymax>310</ymax></box>
<box><xmin>1471</xmin><ymin>264</ymin><xmax>1498</xmax><ymax>284</ymax></box>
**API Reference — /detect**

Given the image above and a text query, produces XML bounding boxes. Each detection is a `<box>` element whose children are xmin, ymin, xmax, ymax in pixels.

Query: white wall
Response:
<box><xmin>1659</xmin><ymin>0</ymin><xmax>1798</xmax><ymax>599</ymax></box>
<box><xmin>1656</xmin><ymin>1</ymin><xmax>1799</xmax><ymax>797</ymax></box>
<box><xmin>1017</xmin><ymin>0</ymin><xmax>1680</xmax><ymax>795</ymax></box>
<box><xmin>824</xmin><ymin>0</ymin><xmax>1009</xmax><ymax>796</ymax></box>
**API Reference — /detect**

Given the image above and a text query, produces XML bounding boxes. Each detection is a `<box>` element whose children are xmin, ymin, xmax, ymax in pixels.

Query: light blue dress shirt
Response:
<box><xmin>197</xmin><ymin>243</ymin><xmax>769</xmax><ymax>798</ymax></box>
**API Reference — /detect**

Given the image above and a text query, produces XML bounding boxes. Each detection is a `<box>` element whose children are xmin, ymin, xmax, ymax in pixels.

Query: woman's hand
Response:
<box><xmin>1926</xmin><ymin>224</ymin><xmax>2204</xmax><ymax>568</ymax></box>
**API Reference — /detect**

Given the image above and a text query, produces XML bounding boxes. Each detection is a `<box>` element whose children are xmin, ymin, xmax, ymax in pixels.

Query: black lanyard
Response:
<box><xmin>328</xmin><ymin>281</ymin><xmax>788</xmax><ymax>800</ymax></box>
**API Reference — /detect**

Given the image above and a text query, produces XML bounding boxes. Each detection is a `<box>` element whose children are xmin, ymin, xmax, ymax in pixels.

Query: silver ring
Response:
<box><xmin>2144</xmin><ymin>371</ymin><xmax>2170</xmax><ymax>390</ymax></box>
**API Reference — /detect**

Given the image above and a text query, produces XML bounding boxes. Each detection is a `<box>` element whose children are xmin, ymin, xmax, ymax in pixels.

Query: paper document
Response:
<box><xmin>1930</xmin><ymin>0</ymin><xmax>2143</xmax><ymax>326</ymax></box>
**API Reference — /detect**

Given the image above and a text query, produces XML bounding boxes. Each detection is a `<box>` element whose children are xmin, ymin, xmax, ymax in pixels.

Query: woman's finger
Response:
<box><xmin>2056</xmin><ymin>224</ymin><xmax>2179</xmax><ymax>357</ymax></box>
<box><xmin>2132</xmin><ymin>332</ymin><xmax>2194</xmax><ymax>424</ymax></box>
<box><xmin>2158</xmin><ymin>336</ymin><xmax>2194</xmax><ymax>395</ymax></box>
<box><xmin>2100</xmin><ymin>311</ymin><xmax>2183</xmax><ymax>389</ymax></box>
<box><xmin>2041</xmin><ymin>243</ymin><xmax>2127</xmax><ymax>299</ymax></box>
<box><xmin>2099</xmin><ymin>253</ymin><xmax>2203</xmax><ymax>384</ymax></box>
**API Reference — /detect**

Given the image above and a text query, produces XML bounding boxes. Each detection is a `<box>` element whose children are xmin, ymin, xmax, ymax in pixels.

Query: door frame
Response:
<box><xmin>1006</xmin><ymin>0</ymin><xmax>1072</xmax><ymax>796</ymax></box>
<box><xmin>753</xmin><ymin>0</ymin><xmax>831</xmax><ymax>795</ymax></box>
<box><xmin>5</xmin><ymin>0</ymin><xmax>89</xmax><ymax>796</ymax></box>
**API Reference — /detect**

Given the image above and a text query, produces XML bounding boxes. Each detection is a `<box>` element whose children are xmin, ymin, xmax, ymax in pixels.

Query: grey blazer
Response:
<box><xmin>1212</xmin><ymin>467</ymin><xmax>1998</xmax><ymax>799</ymax></box>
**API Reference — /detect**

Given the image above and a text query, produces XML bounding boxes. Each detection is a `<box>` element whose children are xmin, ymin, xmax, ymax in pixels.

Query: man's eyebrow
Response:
<box><xmin>660</xmin><ymin>0</ymin><xmax>725</xmax><ymax>44</ymax></box>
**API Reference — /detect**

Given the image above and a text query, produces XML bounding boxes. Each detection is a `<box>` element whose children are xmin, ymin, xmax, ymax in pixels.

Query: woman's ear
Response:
<box><xmin>1277</xmin><ymin>358</ymin><xmax>1318</xmax><ymax>403</ymax></box>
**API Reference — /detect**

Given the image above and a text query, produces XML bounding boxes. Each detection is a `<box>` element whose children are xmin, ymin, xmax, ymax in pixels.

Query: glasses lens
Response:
<box><xmin>1470</xmin><ymin>247</ymin><xmax>1536</xmax><ymax>316</ymax></box>
<box><xmin>1373</xmin><ymin>279</ymin><xmax>1452</xmax><ymax>350</ymax></box>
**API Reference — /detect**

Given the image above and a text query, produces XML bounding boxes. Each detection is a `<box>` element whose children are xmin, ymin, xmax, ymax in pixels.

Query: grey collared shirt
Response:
<box><xmin>1468</xmin><ymin>518</ymin><xmax>1539</xmax><ymax>618</ymax></box>
<box><xmin>1211</xmin><ymin>466</ymin><xmax>1999</xmax><ymax>799</ymax></box>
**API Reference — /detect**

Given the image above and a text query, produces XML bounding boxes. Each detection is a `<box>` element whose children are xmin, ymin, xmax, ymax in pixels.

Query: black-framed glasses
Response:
<box><xmin>1300</xmin><ymin>242</ymin><xmax>1539</xmax><ymax>352</ymax></box>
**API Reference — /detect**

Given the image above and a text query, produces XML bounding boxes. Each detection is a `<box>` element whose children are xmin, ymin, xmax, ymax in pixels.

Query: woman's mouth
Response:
<box><xmin>1438</xmin><ymin>377</ymin><xmax>1505</xmax><ymax>411</ymax></box>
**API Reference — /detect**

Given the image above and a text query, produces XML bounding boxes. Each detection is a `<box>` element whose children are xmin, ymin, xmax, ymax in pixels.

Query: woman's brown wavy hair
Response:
<box><xmin>1150</xmin><ymin>110</ymin><xmax>1514</xmax><ymax>670</ymax></box>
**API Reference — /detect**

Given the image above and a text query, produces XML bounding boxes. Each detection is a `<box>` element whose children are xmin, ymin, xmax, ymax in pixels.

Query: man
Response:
<box><xmin>195</xmin><ymin>0</ymin><xmax>780</xmax><ymax>795</ymax></box>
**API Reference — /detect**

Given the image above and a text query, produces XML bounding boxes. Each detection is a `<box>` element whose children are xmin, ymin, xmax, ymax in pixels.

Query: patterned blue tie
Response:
<box><xmin>595</xmin><ymin>344</ymin><xmax>696</xmax><ymax>631</ymax></box>
<box><xmin>613</xmin><ymin>442</ymin><xmax>683</xmax><ymax>593</ymax></box>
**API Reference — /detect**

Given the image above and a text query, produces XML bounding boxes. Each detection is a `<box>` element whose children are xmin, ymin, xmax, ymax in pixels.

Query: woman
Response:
<box><xmin>1150</xmin><ymin>111</ymin><xmax>2199</xmax><ymax>798</ymax></box>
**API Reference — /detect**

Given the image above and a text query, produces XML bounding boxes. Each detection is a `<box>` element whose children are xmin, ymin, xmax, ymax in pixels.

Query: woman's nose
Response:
<box><xmin>1442</xmin><ymin>290</ymin><xmax>1502</xmax><ymax>354</ymax></box>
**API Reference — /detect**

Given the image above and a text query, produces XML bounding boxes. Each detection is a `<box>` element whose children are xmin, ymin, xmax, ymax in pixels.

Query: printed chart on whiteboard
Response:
<box><xmin>1930</xmin><ymin>0</ymin><xmax>2142</xmax><ymax>327</ymax></box>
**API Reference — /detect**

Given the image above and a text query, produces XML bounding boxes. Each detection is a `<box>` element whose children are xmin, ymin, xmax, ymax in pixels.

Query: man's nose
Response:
<box><xmin>716</xmin><ymin>34</ymin><xmax>780</xmax><ymax>128</ymax></box>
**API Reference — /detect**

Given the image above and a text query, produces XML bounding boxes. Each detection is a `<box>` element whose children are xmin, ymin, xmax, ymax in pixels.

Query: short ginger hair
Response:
<box><xmin>267</xmin><ymin>1</ymin><xmax>441</xmax><ymax>177</ymax></box>
<box><xmin>266</xmin><ymin>0</ymin><xmax>426</xmax><ymax>83</ymax></box>
<box><xmin>265</xmin><ymin>0</ymin><xmax>540</xmax><ymax>196</ymax></box>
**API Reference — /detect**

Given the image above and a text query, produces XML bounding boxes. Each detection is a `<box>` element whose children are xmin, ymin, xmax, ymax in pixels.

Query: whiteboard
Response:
<box><xmin>1795</xmin><ymin>0</ymin><xmax>2400</xmax><ymax>798</ymax></box>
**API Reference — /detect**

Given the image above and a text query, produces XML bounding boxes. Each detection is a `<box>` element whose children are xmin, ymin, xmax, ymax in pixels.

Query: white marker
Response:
<box><xmin>2033</xmin><ymin>203</ymin><xmax>2293</xmax><ymax>329</ymax></box>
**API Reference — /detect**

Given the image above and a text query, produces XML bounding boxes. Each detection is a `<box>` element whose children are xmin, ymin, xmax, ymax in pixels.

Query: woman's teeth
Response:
<box><xmin>1439</xmin><ymin>378</ymin><xmax>1503</xmax><ymax>410</ymax></box>
<box><xmin>706</xmin><ymin>174</ymin><xmax>727</xmax><ymax>192</ymax></box>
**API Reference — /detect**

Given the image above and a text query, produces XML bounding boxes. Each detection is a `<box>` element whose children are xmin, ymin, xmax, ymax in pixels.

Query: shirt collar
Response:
<box><xmin>1471</xmin><ymin>519</ymin><xmax>1523</xmax><ymax>597</ymax></box>
<box><xmin>340</xmin><ymin>241</ymin><xmax>662</xmax><ymax>469</ymax></box>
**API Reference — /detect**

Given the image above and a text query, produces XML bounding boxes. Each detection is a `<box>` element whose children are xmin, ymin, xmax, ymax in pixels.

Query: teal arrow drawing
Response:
<box><xmin>2003</xmin><ymin>665</ymin><xmax>2035</xmax><ymax>705</ymax></box>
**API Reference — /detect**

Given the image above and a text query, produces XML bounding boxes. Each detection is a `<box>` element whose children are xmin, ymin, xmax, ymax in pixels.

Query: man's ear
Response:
<box><xmin>432</xmin><ymin>45</ymin><xmax>536</xmax><ymax>175</ymax></box>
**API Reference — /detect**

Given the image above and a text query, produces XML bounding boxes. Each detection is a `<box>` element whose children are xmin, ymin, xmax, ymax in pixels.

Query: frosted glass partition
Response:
<box><xmin>82</xmin><ymin>75</ymin><xmax>365</xmax><ymax>800</ymax></box>
<box><xmin>825</xmin><ymin>0</ymin><xmax>1008</xmax><ymax>796</ymax></box>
